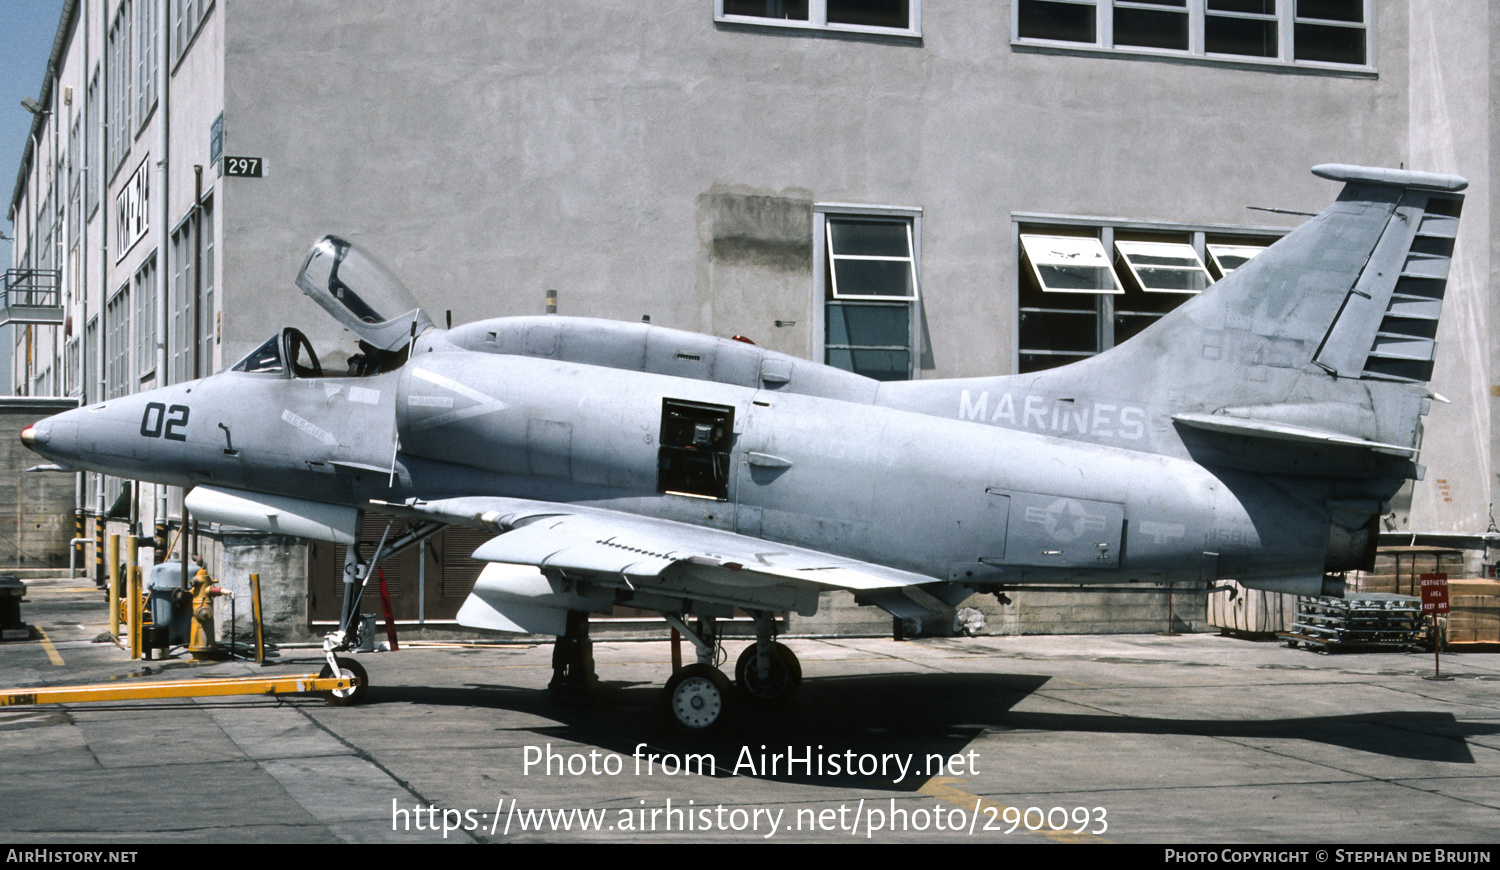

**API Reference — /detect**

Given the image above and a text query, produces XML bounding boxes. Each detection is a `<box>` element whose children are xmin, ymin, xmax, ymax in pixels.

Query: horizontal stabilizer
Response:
<box><xmin>1172</xmin><ymin>412</ymin><xmax>1417</xmax><ymax>457</ymax></box>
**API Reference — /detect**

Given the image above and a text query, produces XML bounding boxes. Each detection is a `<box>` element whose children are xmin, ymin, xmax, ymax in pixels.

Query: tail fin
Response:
<box><xmin>883</xmin><ymin>164</ymin><xmax>1468</xmax><ymax>469</ymax></box>
<box><xmin>1150</xmin><ymin>164</ymin><xmax>1468</xmax><ymax>464</ymax></box>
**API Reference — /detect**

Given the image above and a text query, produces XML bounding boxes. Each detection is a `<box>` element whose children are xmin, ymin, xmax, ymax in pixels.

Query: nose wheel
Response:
<box><xmin>664</xmin><ymin>664</ymin><xmax>731</xmax><ymax>733</ymax></box>
<box><xmin>318</xmin><ymin>656</ymin><xmax>368</xmax><ymax>706</ymax></box>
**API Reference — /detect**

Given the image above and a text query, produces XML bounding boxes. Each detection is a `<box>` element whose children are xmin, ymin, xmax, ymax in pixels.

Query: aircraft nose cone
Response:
<box><xmin>20</xmin><ymin>420</ymin><xmax>55</xmax><ymax>454</ymax></box>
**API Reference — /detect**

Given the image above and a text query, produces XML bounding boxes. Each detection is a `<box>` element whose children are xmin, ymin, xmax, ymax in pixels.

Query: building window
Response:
<box><xmin>37</xmin><ymin>191</ymin><xmax>54</xmax><ymax>272</ymax></box>
<box><xmin>1016</xmin><ymin>218</ymin><xmax>1277</xmax><ymax>373</ymax></box>
<box><xmin>1205</xmin><ymin>242</ymin><xmax>1265</xmax><ymax>276</ymax></box>
<box><xmin>201</xmin><ymin>197</ymin><xmax>215</xmax><ymax>370</ymax></box>
<box><xmin>86</xmin><ymin>69</ymin><xmax>99</xmax><ymax>213</ymax></box>
<box><xmin>1114</xmin><ymin>240</ymin><xmax>1213</xmax><ymax>293</ymax></box>
<box><xmin>107</xmin><ymin>0</ymin><xmax>133</xmax><ymax>173</ymax></box>
<box><xmin>174</xmin><ymin>0</ymin><xmax>213</xmax><ymax>60</ymax></box>
<box><xmin>64</xmin><ymin>337</ymin><xmax>80</xmax><ymax>397</ymax></box>
<box><xmin>133</xmin><ymin>254</ymin><xmax>157</xmax><ymax>382</ymax></box>
<box><xmin>105</xmin><ymin>284</ymin><xmax>131</xmax><ymax>400</ymax></box>
<box><xmin>1014</xmin><ymin>0</ymin><xmax>1370</xmax><ymax>70</ymax></box>
<box><xmin>84</xmin><ymin>316</ymin><xmax>99</xmax><ymax>405</ymax></box>
<box><xmin>170</xmin><ymin>221</ymin><xmax>192</xmax><ymax>383</ymax></box>
<box><xmin>67</xmin><ymin>112</ymin><xmax>81</xmax><ymax>249</ymax></box>
<box><xmin>717</xmin><ymin>0</ymin><xmax>920</xmax><ymax>37</ymax></box>
<box><xmin>134</xmin><ymin>0</ymin><xmax>157</xmax><ymax>128</ymax></box>
<box><xmin>169</xmin><ymin>200</ymin><xmax>213</xmax><ymax>383</ymax></box>
<box><xmin>815</xmin><ymin>205</ymin><xmax>921</xmax><ymax>381</ymax></box>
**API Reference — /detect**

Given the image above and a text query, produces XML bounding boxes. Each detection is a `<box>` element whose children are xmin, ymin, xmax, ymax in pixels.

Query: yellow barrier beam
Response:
<box><xmin>0</xmin><ymin>672</ymin><xmax>353</xmax><ymax>706</ymax></box>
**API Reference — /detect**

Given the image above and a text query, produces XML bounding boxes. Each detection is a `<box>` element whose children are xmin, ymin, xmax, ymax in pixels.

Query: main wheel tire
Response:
<box><xmin>319</xmin><ymin>656</ymin><xmax>368</xmax><ymax>706</ymax></box>
<box><xmin>665</xmin><ymin>663</ymin><xmax>731</xmax><ymax>733</ymax></box>
<box><xmin>734</xmin><ymin>642</ymin><xmax>802</xmax><ymax>704</ymax></box>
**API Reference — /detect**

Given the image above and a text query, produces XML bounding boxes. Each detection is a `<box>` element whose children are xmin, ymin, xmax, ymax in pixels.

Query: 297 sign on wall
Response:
<box><xmin>223</xmin><ymin>156</ymin><xmax>263</xmax><ymax>177</ymax></box>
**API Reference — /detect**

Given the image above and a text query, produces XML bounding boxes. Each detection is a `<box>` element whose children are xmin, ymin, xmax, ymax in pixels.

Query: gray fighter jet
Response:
<box><xmin>20</xmin><ymin>164</ymin><xmax>1467</xmax><ymax>731</ymax></box>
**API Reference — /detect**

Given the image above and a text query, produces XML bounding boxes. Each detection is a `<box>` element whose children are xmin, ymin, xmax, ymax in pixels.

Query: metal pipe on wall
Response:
<box><xmin>93</xmin><ymin>0</ymin><xmax>107</xmax><ymax>526</ymax></box>
<box><xmin>153</xmin><ymin>0</ymin><xmax>169</xmax><ymax>525</ymax></box>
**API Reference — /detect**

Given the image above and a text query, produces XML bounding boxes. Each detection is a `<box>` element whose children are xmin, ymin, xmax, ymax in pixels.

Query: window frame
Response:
<box><xmin>1019</xmin><ymin>234</ymin><xmax>1124</xmax><ymax>295</ymax></box>
<box><xmin>813</xmin><ymin>203</ymin><xmax>923</xmax><ymax>381</ymax></box>
<box><xmin>169</xmin><ymin>212</ymin><xmax>194</xmax><ymax>384</ymax></box>
<box><xmin>1012</xmin><ymin>0</ymin><xmax>1375</xmax><ymax>74</ymax></box>
<box><xmin>172</xmin><ymin>0</ymin><xmax>215</xmax><ymax>68</ymax></box>
<box><xmin>716</xmin><ymin>0</ymin><xmax>922</xmax><ymax>39</ymax></box>
<box><xmin>1205</xmin><ymin>241</ymin><xmax>1268</xmax><ymax>278</ymax></box>
<box><xmin>1012</xmin><ymin>213</ymin><xmax>1286</xmax><ymax>373</ymax></box>
<box><xmin>105</xmin><ymin>282</ymin><xmax>131</xmax><ymax>400</ymax></box>
<box><xmin>1113</xmin><ymin>239</ymin><xmax>1213</xmax><ymax>294</ymax></box>
<box><xmin>132</xmin><ymin>250</ymin><xmax>157</xmax><ymax>383</ymax></box>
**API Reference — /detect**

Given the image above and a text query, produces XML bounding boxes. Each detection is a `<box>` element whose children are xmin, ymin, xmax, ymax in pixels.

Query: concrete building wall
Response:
<box><xmin>0</xmin><ymin>398</ymin><xmax>80</xmax><ymax>569</ymax></box>
<box><xmin>218</xmin><ymin>0</ymin><xmax>1405</xmax><ymax>377</ymax></box>
<box><xmin>1402</xmin><ymin>3</ymin><xmax>1493</xmax><ymax>539</ymax></box>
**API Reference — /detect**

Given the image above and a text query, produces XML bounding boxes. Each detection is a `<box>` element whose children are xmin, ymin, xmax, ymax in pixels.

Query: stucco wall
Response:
<box><xmin>218</xmin><ymin>1</ymin><xmax>1410</xmax><ymax>380</ymax></box>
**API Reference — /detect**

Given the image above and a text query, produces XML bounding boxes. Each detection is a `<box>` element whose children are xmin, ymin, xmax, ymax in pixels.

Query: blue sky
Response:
<box><xmin>1</xmin><ymin>0</ymin><xmax>68</xmax><ymax>268</ymax></box>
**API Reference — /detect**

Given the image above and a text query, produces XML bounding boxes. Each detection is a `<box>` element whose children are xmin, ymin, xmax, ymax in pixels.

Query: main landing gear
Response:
<box><xmin>660</xmin><ymin>611</ymin><xmax>802</xmax><ymax>733</ymax></box>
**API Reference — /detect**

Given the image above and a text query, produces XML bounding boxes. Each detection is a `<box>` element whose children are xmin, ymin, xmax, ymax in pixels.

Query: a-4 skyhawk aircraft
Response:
<box><xmin>21</xmin><ymin>164</ymin><xmax>1467</xmax><ymax>731</ymax></box>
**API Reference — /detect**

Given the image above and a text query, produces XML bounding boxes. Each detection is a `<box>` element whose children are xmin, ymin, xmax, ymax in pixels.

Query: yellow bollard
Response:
<box><xmin>250</xmin><ymin>573</ymin><xmax>265</xmax><ymax>665</ymax></box>
<box><xmin>126</xmin><ymin>566</ymin><xmax>140</xmax><ymax>660</ymax></box>
<box><xmin>107</xmin><ymin>535</ymin><xmax>120</xmax><ymax>638</ymax></box>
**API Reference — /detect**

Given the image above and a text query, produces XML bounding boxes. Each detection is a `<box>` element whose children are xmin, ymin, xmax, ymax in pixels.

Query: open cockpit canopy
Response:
<box><xmin>296</xmin><ymin>235</ymin><xmax>433</xmax><ymax>352</ymax></box>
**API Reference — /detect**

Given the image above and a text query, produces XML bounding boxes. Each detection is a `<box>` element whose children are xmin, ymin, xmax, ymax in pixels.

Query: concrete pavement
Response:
<box><xmin>2</xmin><ymin>576</ymin><xmax>1498</xmax><ymax>844</ymax></box>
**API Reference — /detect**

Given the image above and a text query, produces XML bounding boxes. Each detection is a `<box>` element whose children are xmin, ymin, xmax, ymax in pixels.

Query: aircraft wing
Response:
<box><xmin>371</xmin><ymin>495</ymin><xmax>939</xmax><ymax>592</ymax></box>
<box><xmin>367</xmin><ymin>495</ymin><xmax>967</xmax><ymax>631</ymax></box>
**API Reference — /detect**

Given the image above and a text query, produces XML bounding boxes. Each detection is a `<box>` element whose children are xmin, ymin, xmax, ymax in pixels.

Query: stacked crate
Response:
<box><xmin>1346</xmin><ymin>547</ymin><xmax>1465</xmax><ymax>595</ymax></box>
<box><xmin>1443</xmin><ymin>578</ymin><xmax>1500</xmax><ymax>646</ymax></box>
<box><xmin>1345</xmin><ymin>547</ymin><xmax>1498</xmax><ymax>646</ymax></box>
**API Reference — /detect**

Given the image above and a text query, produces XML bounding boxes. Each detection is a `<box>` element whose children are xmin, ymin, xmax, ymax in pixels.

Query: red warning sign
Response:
<box><xmin>1420</xmin><ymin>573</ymin><xmax>1450</xmax><ymax>615</ymax></box>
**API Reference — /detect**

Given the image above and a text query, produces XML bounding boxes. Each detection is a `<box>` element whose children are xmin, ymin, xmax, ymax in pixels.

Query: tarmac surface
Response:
<box><xmin>2</xmin><ymin>576</ymin><xmax>1499</xmax><ymax>844</ymax></box>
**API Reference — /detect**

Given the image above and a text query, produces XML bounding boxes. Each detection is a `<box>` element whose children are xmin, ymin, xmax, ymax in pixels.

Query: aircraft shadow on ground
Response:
<box><xmin>370</xmin><ymin>671</ymin><xmax>1488</xmax><ymax>790</ymax></box>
